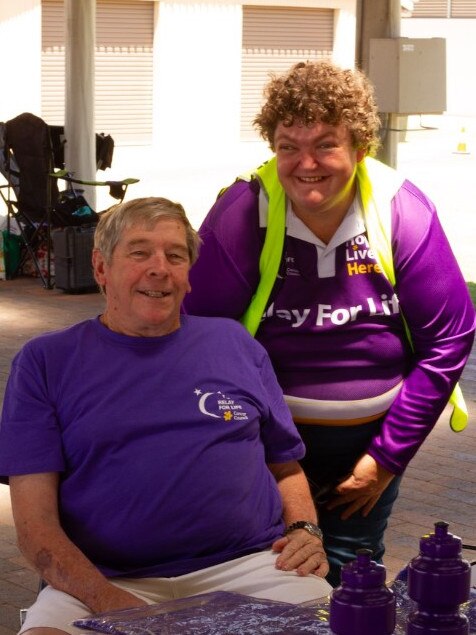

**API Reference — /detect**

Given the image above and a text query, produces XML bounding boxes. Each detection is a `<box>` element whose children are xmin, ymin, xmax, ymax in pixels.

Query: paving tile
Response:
<box><xmin>3</xmin><ymin>568</ymin><xmax>39</xmax><ymax>593</ymax></box>
<box><xmin>0</xmin><ymin>624</ymin><xmax>18</xmax><ymax>635</ymax></box>
<box><xmin>0</xmin><ymin>542</ymin><xmax>20</xmax><ymax>560</ymax></box>
<box><xmin>383</xmin><ymin>555</ymin><xmax>407</xmax><ymax>581</ymax></box>
<box><xmin>386</xmin><ymin>522</ymin><xmax>433</xmax><ymax>540</ymax></box>
<box><xmin>0</xmin><ymin>559</ymin><xmax>22</xmax><ymax>575</ymax></box>
<box><xmin>0</xmin><ymin>611</ymin><xmax>20</xmax><ymax>635</ymax></box>
<box><xmin>0</xmin><ymin>579</ymin><xmax>37</xmax><ymax>608</ymax></box>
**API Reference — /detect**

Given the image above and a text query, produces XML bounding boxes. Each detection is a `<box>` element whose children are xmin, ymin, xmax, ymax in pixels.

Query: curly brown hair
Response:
<box><xmin>254</xmin><ymin>60</ymin><xmax>381</xmax><ymax>156</ymax></box>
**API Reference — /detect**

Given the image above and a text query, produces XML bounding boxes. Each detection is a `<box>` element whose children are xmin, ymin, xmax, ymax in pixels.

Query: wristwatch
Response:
<box><xmin>285</xmin><ymin>521</ymin><xmax>324</xmax><ymax>541</ymax></box>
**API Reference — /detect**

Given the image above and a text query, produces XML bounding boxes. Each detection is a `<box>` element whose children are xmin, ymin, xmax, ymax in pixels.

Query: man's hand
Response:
<box><xmin>267</xmin><ymin>460</ymin><xmax>329</xmax><ymax>577</ymax></box>
<box><xmin>272</xmin><ymin>530</ymin><xmax>329</xmax><ymax>578</ymax></box>
<box><xmin>326</xmin><ymin>454</ymin><xmax>395</xmax><ymax>520</ymax></box>
<box><xmin>93</xmin><ymin>583</ymin><xmax>148</xmax><ymax>613</ymax></box>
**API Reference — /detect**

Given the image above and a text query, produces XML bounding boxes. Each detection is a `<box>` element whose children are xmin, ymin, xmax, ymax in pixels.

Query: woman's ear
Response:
<box><xmin>356</xmin><ymin>148</ymin><xmax>366</xmax><ymax>163</ymax></box>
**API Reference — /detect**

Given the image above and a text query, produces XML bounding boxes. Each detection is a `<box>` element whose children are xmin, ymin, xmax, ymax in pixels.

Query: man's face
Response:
<box><xmin>274</xmin><ymin>120</ymin><xmax>365</xmax><ymax>223</ymax></box>
<box><xmin>93</xmin><ymin>218</ymin><xmax>191</xmax><ymax>337</ymax></box>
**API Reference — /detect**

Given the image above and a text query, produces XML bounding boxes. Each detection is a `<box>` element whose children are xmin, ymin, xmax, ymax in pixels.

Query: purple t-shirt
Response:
<box><xmin>0</xmin><ymin>315</ymin><xmax>304</xmax><ymax>577</ymax></box>
<box><xmin>183</xmin><ymin>172</ymin><xmax>476</xmax><ymax>474</ymax></box>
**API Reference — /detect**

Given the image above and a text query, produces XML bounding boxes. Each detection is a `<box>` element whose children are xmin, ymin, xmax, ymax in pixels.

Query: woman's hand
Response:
<box><xmin>326</xmin><ymin>454</ymin><xmax>395</xmax><ymax>519</ymax></box>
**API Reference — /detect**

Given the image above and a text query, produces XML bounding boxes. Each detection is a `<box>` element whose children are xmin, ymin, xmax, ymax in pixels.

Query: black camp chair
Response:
<box><xmin>1</xmin><ymin>112</ymin><xmax>138</xmax><ymax>289</ymax></box>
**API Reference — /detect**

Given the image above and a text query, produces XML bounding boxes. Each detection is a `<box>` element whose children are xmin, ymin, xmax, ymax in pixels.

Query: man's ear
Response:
<box><xmin>92</xmin><ymin>249</ymin><xmax>107</xmax><ymax>286</ymax></box>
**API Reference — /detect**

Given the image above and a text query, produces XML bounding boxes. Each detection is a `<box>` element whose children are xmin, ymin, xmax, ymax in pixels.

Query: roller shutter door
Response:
<box><xmin>241</xmin><ymin>6</ymin><xmax>334</xmax><ymax>140</ymax></box>
<box><xmin>407</xmin><ymin>0</ymin><xmax>476</xmax><ymax>18</ymax></box>
<box><xmin>407</xmin><ymin>1</ymin><xmax>448</xmax><ymax>17</ymax></box>
<box><xmin>42</xmin><ymin>0</ymin><xmax>154</xmax><ymax>145</ymax></box>
<box><xmin>451</xmin><ymin>1</ymin><xmax>476</xmax><ymax>17</ymax></box>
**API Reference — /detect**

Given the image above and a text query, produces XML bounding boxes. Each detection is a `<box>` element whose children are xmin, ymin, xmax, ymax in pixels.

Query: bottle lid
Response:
<box><xmin>419</xmin><ymin>521</ymin><xmax>463</xmax><ymax>558</ymax></box>
<box><xmin>341</xmin><ymin>549</ymin><xmax>387</xmax><ymax>588</ymax></box>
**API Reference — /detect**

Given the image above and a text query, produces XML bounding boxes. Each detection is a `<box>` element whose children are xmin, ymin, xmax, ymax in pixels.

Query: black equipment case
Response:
<box><xmin>52</xmin><ymin>226</ymin><xmax>98</xmax><ymax>293</ymax></box>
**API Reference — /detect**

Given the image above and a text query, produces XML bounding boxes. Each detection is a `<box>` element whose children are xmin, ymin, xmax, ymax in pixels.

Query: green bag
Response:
<box><xmin>2</xmin><ymin>230</ymin><xmax>23</xmax><ymax>278</ymax></box>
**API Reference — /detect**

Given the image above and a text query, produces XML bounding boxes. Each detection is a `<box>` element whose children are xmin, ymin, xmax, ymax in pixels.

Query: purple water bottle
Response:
<box><xmin>329</xmin><ymin>549</ymin><xmax>396</xmax><ymax>635</ymax></box>
<box><xmin>406</xmin><ymin>521</ymin><xmax>471</xmax><ymax>635</ymax></box>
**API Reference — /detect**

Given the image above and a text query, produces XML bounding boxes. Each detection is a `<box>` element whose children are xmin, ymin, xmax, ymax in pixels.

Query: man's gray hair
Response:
<box><xmin>94</xmin><ymin>197</ymin><xmax>201</xmax><ymax>265</ymax></box>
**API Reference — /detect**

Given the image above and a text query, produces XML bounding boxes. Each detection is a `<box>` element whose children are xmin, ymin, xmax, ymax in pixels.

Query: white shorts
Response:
<box><xmin>19</xmin><ymin>550</ymin><xmax>331</xmax><ymax>634</ymax></box>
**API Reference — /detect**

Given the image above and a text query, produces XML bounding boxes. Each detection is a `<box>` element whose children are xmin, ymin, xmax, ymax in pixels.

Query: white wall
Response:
<box><xmin>0</xmin><ymin>0</ymin><xmax>42</xmax><ymax>121</ymax></box>
<box><xmin>398</xmin><ymin>18</ymin><xmax>476</xmax><ymax>282</ymax></box>
<box><xmin>154</xmin><ymin>2</ymin><xmax>243</xmax><ymax>161</ymax></box>
<box><xmin>401</xmin><ymin>18</ymin><xmax>476</xmax><ymax>118</ymax></box>
<box><xmin>333</xmin><ymin>2</ymin><xmax>357</xmax><ymax>68</ymax></box>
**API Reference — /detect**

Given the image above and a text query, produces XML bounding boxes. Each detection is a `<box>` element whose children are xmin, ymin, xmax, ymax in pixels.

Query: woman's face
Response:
<box><xmin>274</xmin><ymin>120</ymin><xmax>365</xmax><ymax>224</ymax></box>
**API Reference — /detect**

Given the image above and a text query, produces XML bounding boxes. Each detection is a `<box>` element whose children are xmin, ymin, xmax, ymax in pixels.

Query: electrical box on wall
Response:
<box><xmin>368</xmin><ymin>38</ymin><xmax>446</xmax><ymax>114</ymax></box>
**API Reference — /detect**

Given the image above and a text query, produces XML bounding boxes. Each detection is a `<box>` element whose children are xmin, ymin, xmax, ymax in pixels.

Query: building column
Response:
<box><xmin>64</xmin><ymin>0</ymin><xmax>96</xmax><ymax>209</ymax></box>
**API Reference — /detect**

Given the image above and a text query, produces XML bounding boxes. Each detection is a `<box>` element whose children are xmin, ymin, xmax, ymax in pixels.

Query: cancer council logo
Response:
<box><xmin>193</xmin><ymin>388</ymin><xmax>249</xmax><ymax>421</ymax></box>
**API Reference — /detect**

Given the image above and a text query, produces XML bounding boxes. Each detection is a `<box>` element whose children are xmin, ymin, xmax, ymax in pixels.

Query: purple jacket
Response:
<box><xmin>183</xmin><ymin>176</ymin><xmax>475</xmax><ymax>474</ymax></box>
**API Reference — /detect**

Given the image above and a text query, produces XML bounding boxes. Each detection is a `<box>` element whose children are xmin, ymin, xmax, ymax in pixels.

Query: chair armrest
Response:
<box><xmin>51</xmin><ymin>170</ymin><xmax>140</xmax><ymax>201</ymax></box>
<box><xmin>51</xmin><ymin>169</ymin><xmax>139</xmax><ymax>187</ymax></box>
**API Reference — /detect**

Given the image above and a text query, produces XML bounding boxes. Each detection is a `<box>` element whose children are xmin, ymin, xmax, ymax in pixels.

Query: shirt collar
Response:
<box><xmin>286</xmin><ymin>194</ymin><xmax>365</xmax><ymax>251</ymax></box>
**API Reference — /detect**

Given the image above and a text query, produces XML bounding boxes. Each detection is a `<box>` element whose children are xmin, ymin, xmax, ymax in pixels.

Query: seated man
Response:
<box><xmin>0</xmin><ymin>197</ymin><xmax>331</xmax><ymax>635</ymax></box>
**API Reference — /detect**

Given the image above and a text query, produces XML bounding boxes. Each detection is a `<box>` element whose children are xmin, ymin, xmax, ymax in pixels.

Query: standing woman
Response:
<box><xmin>183</xmin><ymin>60</ymin><xmax>476</xmax><ymax>586</ymax></box>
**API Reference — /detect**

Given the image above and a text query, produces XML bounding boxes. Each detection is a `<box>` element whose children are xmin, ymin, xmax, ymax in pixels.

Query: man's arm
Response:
<box><xmin>10</xmin><ymin>473</ymin><xmax>147</xmax><ymax>613</ymax></box>
<box><xmin>268</xmin><ymin>461</ymin><xmax>329</xmax><ymax>578</ymax></box>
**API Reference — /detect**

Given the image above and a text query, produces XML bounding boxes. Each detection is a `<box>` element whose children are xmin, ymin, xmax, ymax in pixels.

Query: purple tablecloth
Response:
<box><xmin>74</xmin><ymin>580</ymin><xmax>476</xmax><ymax>635</ymax></box>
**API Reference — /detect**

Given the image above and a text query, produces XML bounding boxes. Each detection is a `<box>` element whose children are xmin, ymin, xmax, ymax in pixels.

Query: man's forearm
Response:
<box><xmin>268</xmin><ymin>461</ymin><xmax>318</xmax><ymax>525</ymax></box>
<box><xmin>21</xmin><ymin>527</ymin><xmax>129</xmax><ymax>612</ymax></box>
<box><xmin>10</xmin><ymin>473</ymin><xmax>145</xmax><ymax>613</ymax></box>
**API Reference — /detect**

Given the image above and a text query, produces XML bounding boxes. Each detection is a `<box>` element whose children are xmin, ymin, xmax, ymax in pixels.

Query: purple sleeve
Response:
<box><xmin>0</xmin><ymin>345</ymin><xmax>65</xmax><ymax>479</ymax></box>
<box><xmin>183</xmin><ymin>180</ymin><xmax>262</xmax><ymax>319</ymax></box>
<box><xmin>368</xmin><ymin>181</ymin><xmax>476</xmax><ymax>474</ymax></box>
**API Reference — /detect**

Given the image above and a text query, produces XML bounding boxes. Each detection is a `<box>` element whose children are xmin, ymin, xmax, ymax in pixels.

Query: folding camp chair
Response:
<box><xmin>0</xmin><ymin>121</ymin><xmax>21</xmax><ymax>275</ymax></box>
<box><xmin>2</xmin><ymin>112</ymin><xmax>138</xmax><ymax>289</ymax></box>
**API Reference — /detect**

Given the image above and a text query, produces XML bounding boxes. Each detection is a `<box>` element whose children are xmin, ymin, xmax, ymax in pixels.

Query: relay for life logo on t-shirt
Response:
<box><xmin>194</xmin><ymin>388</ymin><xmax>250</xmax><ymax>421</ymax></box>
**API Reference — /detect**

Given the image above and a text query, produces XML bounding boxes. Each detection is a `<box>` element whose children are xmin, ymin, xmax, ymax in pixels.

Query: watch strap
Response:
<box><xmin>285</xmin><ymin>521</ymin><xmax>323</xmax><ymax>541</ymax></box>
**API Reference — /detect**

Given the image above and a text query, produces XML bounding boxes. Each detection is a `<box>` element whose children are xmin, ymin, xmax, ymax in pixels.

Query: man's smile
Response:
<box><xmin>139</xmin><ymin>290</ymin><xmax>170</xmax><ymax>298</ymax></box>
